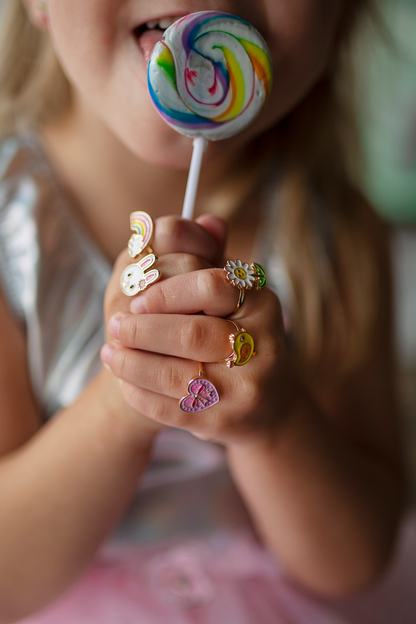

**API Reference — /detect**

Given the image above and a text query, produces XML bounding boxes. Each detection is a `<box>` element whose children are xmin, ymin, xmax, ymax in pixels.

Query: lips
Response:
<box><xmin>135</xmin><ymin>29</ymin><xmax>165</xmax><ymax>64</ymax></box>
<box><xmin>133</xmin><ymin>16</ymin><xmax>185</xmax><ymax>65</ymax></box>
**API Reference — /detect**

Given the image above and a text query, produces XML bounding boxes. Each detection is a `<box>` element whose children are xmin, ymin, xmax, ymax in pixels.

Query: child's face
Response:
<box><xmin>36</xmin><ymin>0</ymin><xmax>344</xmax><ymax>168</ymax></box>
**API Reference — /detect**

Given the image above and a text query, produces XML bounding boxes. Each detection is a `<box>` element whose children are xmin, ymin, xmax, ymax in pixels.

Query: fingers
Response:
<box><xmin>105</xmin><ymin>351</ymin><xmax>243</xmax><ymax>434</ymax></box>
<box><xmin>109</xmin><ymin>314</ymin><xmax>233</xmax><ymax>362</ymax></box>
<box><xmin>119</xmin><ymin>382</ymin><xmax>186</xmax><ymax>427</ymax></box>
<box><xmin>104</xmin><ymin>251</ymin><xmax>211</xmax><ymax>333</ymax></box>
<box><xmin>130</xmin><ymin>268</ymin><xmax>237</xmax><ymax>317</ymax></box>
<box><xmin>158</xmin><ymin>253</ymin><xmax>211</xmax><ymax>280</ymax></box>
<box><xmin>195</xmin><ymin>215</ymin><xmax>228</xmax><ymax>265</ymax></box>
<box><xmin>104</xmin><ymin>213</ymin><xmax>227</xmax><ymax>328</ymax></box>
<box><xmin>113</xmin><ymin>250</ymin><xmax>210</xmax><ymax>284</ymax></box>
<box><xmin>119</xmin><ymin>382</ymin><xmax>209</xmax><ymax>431</ymax></box>
<box><xmin>128</xmin><ymin>268</ymin><xmax>278</xmax><ymax>327</ymax></box>
<box><xmin>105</xmin><ymin>347</ymin><xmax>196</xmax><ymax>399</ymax></box>
<box><xmin>153</xmin><ymin>215</ymin><xmax>225</xmax><ymax>264</ymax></box>
<box><xmin>107</xmin><ymin>355</ymin><xmax>264</xmax><ymax>439</ymax></box>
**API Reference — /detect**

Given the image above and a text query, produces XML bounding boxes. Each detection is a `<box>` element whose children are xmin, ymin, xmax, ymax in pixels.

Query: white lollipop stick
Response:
<box><xmin>182</xmin><ymin>137</ymin><xmax>208</xmax><ymax>220</ymax></box>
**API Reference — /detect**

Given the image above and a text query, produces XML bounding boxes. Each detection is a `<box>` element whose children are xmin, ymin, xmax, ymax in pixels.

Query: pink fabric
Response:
<box><xmin>17</xmin><ymin>513</ymin><xmax>416</xmax><ymax>624</ymax></box>
<box><xmin>19</xmin><ymin>533</ymin><xmax>353</xmax><ymax>624</ymax></box>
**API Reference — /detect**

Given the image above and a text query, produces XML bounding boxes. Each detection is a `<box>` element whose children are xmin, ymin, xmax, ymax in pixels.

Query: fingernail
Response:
<box><xmin>100</xmin><ymin>343</ymin><xmax>116</xmax><ymax>366</ymax></box>
<box><xmin>108</xmin><ymin>312</ymin><xmax>128</xmax><ymax>340</ymax></box>
<box><xmin>130</xmin><ymin>295</ymin><xmax>147</xmax><ymax>315</ymax></box>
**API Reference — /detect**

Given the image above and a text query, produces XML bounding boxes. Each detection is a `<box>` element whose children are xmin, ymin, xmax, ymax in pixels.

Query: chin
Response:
<box><xmin>123</xmin><ymin>124</ymin><xmax>195</xmax><ymax>170</ymax></box>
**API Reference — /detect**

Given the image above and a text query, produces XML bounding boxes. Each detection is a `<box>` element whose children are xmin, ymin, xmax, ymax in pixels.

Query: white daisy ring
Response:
<box><xmin>224</xmin><ymin>259</ymin><xmax>256</xmax><ymax>290</ymax></box>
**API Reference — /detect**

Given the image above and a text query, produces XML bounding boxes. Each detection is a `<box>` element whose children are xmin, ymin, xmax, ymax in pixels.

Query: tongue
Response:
<box><xmin>138</xmin><ymin>29</ymin><xmax>165</xmax><ymax>65</ymax></box>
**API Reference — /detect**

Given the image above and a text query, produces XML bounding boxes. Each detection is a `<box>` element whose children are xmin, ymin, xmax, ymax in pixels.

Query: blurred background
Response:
<box><xmin>356</xmin><ymin>0</ymin><xmax>416</xmax><ymax>504</ymax></box>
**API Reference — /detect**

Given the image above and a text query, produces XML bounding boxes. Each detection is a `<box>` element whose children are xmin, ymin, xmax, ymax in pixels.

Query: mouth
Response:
<box><xmin>133</xmin><ymin>16</ymin><xmax>185</xmax><ymax>65</ymax></box>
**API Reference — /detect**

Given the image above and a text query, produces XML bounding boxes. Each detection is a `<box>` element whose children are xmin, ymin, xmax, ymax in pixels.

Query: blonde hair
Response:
<box><xmin>0</xmin><ymin>1</ymin><xmax>70</xmax><ymax>133</ymax></box>
<box><xmin>0</xmin><ymin>0</ymin><xmax>384</xmax><ymax>377</ymax></box>
<box><xmin>276</xmin><ymin>1</ymin><xmax>384</xmax><ymax>375</ymax></box>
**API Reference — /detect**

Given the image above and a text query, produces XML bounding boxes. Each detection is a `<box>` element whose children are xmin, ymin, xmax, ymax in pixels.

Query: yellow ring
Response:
<box><xmin>219</xmin><ymin>320</ymin><xmax>256</xmax><ymax>369</ymax></box>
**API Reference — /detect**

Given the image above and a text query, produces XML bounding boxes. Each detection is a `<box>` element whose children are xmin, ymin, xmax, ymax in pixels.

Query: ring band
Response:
<box><xmin>231</xmin><ymin>289</ymin><xmax>246</xmax><ymax>315</ymax></box>
<box><xmin>220</xmin><ymin>320</ymin><xmax>256</xmax><ymax>369</ymax></box>
<box><xmin>224</xmin><ymin>259</ymin><xmax>267</xmax><ymax>316</ymax></box>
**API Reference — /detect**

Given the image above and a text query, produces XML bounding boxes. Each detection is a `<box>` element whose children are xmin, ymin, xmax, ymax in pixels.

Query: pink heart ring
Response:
<box><xmin>180</xmin><ymin>363</ymin><xmax>220</xmax><ymax>413</ymax></box>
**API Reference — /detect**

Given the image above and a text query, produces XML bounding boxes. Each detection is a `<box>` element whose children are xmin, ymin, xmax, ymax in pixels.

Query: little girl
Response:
<box><xmin>0</xmin><ymin>1</ymin><xmax>414</xmax><ymax>623</ymax></box>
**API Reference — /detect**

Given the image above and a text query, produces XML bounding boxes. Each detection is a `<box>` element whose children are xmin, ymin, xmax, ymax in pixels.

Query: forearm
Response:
<box><xmin>0</xmin><ymin>369</ymin><xmax>157</xmax><ymax>623</ymax></box>
<box><xmin>227</xmin><ymin>386</ymin><xmax>404</xmax><ymax>597</ymax></box>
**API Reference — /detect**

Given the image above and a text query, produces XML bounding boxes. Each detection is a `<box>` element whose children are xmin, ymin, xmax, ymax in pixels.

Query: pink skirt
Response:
<box><xmin>18</xmin><ymin>513</ymin><xmax>416</xmax><ymax>624</ymax></box>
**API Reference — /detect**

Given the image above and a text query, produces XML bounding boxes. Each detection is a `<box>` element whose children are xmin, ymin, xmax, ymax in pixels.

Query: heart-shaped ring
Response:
<box><xmin>180</xmin><ymin>363</ymin><xmax>220</xmax><ymax>413</ymax></box>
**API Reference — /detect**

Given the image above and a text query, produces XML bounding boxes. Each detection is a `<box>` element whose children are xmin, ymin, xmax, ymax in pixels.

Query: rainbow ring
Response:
<box><xmin>120</xmin><ymin>211</ymin><xmax>161</xmax><ymax>297</ymax></box>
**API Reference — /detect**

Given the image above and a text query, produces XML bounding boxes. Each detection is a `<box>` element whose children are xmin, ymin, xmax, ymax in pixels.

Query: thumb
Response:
<box><xmin>196</xmin><ymin>215</ymin><xmax>228</xmax><ymax>266</ymax></box>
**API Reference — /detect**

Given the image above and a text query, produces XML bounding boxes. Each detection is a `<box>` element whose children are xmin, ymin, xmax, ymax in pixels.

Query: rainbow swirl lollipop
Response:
<box><xmin>148</xmin><ymin>11</ymin><xmax>273</xmax><ymax>141</ymax></box>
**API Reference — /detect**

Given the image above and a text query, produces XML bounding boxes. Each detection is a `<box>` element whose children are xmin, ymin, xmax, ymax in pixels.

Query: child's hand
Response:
<box><xmin>101</xmin><ymin>215</ymin><xmax>228</xmax><ymax>435</ymax></box>
<box><xmin>102</xmin><ymin>266</ymin><xmax>287</xmax><ymax>446</ymax></box>
<box><xmin>104</xmin><ymin>214</ymin><xmax>227</xmax><ymax>336</ymax></box>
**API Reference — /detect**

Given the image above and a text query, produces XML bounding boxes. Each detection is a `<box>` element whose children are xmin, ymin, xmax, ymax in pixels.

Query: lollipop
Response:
<box><xmin>148</xmin><ymin>11</ymin><xmax>273</xmax><ymax>219</ymax></box>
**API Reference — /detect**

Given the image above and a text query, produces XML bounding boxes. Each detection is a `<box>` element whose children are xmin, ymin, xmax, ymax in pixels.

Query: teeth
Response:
<box><xmin>146</xmin><ymin>16</ymin><xmax>182</xmax><ymax>31</ymax></box>
<box><xmin>158</xmin><ymin>17</ymin><xmax>177</xmax><ymax>29</ymax></box>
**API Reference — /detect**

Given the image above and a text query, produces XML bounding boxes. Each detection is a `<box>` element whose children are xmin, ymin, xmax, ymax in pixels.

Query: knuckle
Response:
<box><xmin>198</xmin><ymin>269</ymin><xmax>223</xmax><ymax>301</ymax></box>
<box><xmin>112</xmin><ymin>349</ymin><xmax>129</xmax><ymax>380</ymax></box>
<box><xmin>122</xmin><ymin>316</ymin><xmax>141</xmax><ymax>347</ymax></box>
<box><xmin>121</xmin><ymin>382</ymin><xmax>169</xmax><ymax>423</ymax></box>
<box><xmin>157</xmin><ymin>216</ymin><xmax>181</xmax><ymax>250</ymax></box>
<box><xmin>151</xmin><ymin>396</ymin><xmax>189</xmax><ymax>430</ymax></box>
<box><xmin>174</xmin><ymin>253</ymin><xmax>205</xmax><ymax>275</ymax></box>
<box><xmin>151</xmin><ymin>394</ymin><xmax>169</xmax><ymax>423</ymax></box>
<box><xmin>180</xmin><ymin>317</ymin><xmax>205</xmax><ymax>353</ymax></box>
<box><xmin>157</xmin><ymin>361</ymin><xmax>182</xmax><ymax>394</ymax></box>
<box><xmin>143</xmin><ymin>282</ymin><xmax>167</xmax><ymax>313</ymax></box>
